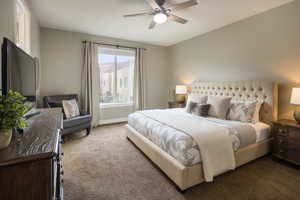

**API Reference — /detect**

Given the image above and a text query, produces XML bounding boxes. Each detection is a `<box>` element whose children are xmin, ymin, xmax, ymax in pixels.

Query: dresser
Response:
<box><xmin>168</xmin><ymin>101</ymin><xmax>186</xmax><ymax>108</ymax></box>
<box><xmin>272</xmin><ymin>119</ymin><xmax>300</xmax><ymax>166</ymax></box>
<box><xmin>0</xmin><ymin>108</ymin><xmax>64</xmax><ymax>200</ymax></box>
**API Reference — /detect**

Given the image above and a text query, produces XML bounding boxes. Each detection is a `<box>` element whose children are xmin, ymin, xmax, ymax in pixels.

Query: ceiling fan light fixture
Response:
<box><xmin>153</xmin><ymin>13</ymin><xmax>167</xmax><ymax>24</ymax></box>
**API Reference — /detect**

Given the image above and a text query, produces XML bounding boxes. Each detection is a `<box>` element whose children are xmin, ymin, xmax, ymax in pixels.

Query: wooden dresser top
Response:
<box><xmin>273</xmin><ymin>119</ymin><xmax>300</xmax><ymax>129</ymax></box>
<box><xmin>0</xmin><ymin>108</ymin><xmax>63</xmax><ymax>167</ymax></box>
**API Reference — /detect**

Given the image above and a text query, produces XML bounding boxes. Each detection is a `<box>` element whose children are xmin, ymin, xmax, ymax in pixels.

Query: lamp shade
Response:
<box><xmin>291</xmin><ymin>88</ymin><xmax>300</xmax><ymax>105</ymax></box>
<box><xmin>175</xmin><ymin>85</ymin><xmax>187</xmax><ymax>95</ymax></box>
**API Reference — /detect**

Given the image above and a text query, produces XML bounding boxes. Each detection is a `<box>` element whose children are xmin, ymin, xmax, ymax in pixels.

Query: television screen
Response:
<box><xmin>1</xmin><ymin>38</ymin><xmax>36</xmax><ymax>101</ymax></box>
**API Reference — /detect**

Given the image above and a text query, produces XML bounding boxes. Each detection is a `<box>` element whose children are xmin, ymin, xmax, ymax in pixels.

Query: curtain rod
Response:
<box><xmin>82</xmin><ymin>40</ymin><xmax>147</xmax><ymax>51</ymax></box>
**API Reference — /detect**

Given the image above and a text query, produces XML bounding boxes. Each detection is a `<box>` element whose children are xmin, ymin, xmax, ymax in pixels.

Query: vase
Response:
<box><xmin>0</xmin><ymin>129</ymin><xmax>12</xmax><ymax>150</ymax></box>
<box><xmin>294</xmin><ymin>111</ymin><xmax>300</xmax><ymax>124</ymax></box>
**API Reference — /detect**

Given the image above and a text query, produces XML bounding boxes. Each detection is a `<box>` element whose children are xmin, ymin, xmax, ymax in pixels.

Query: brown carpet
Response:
<box><xmin>62</xmin><ymin>123</ymin><xmax>300</xmax><ymax>200</ymax></box>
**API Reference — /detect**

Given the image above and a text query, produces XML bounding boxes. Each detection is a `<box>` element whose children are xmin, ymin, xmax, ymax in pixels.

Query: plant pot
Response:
<box><xmin>0</xmin><ymin>129</ymin><xmax>12</xmax><ymax>150</ymax></box>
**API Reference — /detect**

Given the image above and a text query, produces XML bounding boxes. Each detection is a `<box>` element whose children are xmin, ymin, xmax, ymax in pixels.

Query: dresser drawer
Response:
<box><xmin>273</xmin><ymin>145</ymin><xmax>287</xmax><ymax>158</ymax></box>
<box><xmin>288</xmin><ymin>139</ymin><xmax>300</xmax><ymax>151</ymax></box>
<box><xmin>274</xmin><ymin>136</ymin><xmax>288</xmax><ymax>146</ymax></box>
<box><xmin>274</xmin><ymin>124</ymin><xmax>289</xmax><ymax>137</ymax></box>
<box><xmin>288</xmin><ymin>128</ymin><xmax>300</xmax><ymax>140</ymax></box>
<box><xmin>286</xmin><ymin>149</ymin><xmax>300</xmax><ymax>164</ymax></box>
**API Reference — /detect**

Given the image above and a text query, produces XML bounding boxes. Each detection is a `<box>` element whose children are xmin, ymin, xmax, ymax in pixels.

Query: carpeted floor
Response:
<box><xmin>62</xmin><ymin>123</ymin><xmax>300</xmax><ymax>200</ymax></box>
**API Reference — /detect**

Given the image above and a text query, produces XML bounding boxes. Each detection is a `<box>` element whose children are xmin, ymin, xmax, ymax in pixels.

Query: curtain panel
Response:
<box><xmin>134</xmin><ymin>48</ymin><xmax>146</xmax><ymax>111</ymax></box>
<box><xmin>81</xmin><ymin>41</ymin><xmax>100</xmax><ymax>127</ymax></box>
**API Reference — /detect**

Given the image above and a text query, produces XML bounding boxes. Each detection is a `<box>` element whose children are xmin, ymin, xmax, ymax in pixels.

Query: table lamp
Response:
<box><xmin>175</xmin><ymin>85</ymin><xmax>187</xmax><ymax>103</ymax></box>
<box><xmin>291</xmin><ymin>88</ymin><xmax>300</xmax><ymax>124</ymax></box>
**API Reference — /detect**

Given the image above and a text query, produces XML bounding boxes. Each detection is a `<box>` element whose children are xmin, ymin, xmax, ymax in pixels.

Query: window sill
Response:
<box><xmin>100</xmin><ymin>103</ymin><xmax>134</xmax><ymax>109</ymax></box>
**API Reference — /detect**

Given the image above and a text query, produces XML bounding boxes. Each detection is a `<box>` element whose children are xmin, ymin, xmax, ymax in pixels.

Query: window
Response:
<box><xmin>98</xmin><ymin>47</ymin><xmax>136</xmax><ymax>107</ymax></box>
<box><xmin>15</xmin><ymin>0</ymin><xmax>30</xmax><ymax>53</ymax></box>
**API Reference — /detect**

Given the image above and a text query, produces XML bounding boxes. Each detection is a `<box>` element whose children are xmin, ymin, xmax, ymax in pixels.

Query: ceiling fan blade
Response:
<box><xmin>168</xmin><ymin>14</ymin><xmax>188</xmax><ymax>24</ymax></box>
<box><xmin>149</xmin><ymin>20</ymin><xmax>156</xmax><ymax>29</ymax></box>
<box><xmin>145</xmin><ymin>0</ymin><xmax>161</xmax><ymax>10</ymax></box>
<box><xmin>167</xmin><ymin>0</ymin><xmax>198</xmax><ymax>11</ymax></box>
<box><xmin>124</xmin><ymin>12</ymin><xmax>153</xmax><ymax>18</ymax></box>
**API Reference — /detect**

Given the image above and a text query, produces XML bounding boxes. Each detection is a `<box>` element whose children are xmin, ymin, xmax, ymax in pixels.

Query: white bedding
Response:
<box><xmin>128</xmin><ymin>108</ymin><xmax>271</xmax><ymax>167</ymax></box>
<box><xmin>252</xmin><ymin>122</ymin><xmax>271</xmax><ymax>143</ymax></box>
<box><xmin>129</xmin><ymin>109</ymin><xmax>270</xmax><ymax>181</ymax></box>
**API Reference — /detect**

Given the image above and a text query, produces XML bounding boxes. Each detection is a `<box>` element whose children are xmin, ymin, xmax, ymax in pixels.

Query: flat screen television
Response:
<box><xmin>1</xmin><ymin>38</ymin><xmax>36</xmax><ymax>101</ymax></box>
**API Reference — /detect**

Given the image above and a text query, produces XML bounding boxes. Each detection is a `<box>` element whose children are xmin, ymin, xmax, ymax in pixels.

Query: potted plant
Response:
<box><xmin>0</xmin><ymin>90</ymin><xmax>31</xmax><ymax>150</ymax></box>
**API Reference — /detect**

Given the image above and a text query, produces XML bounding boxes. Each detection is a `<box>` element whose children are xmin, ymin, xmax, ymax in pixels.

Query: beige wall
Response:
<box><xmin>0</xmin><ymin>0</ymin><xmax>16</xmax><ymax>90</ymax></box>
<box><xmin>0</xmin><ymin>0</ymin><xmax>40</xmax><ymax>89</ymax></box>
<box><xmin>168</xmin><ymin>1</ymin><xmax>300</xmax><ymax>120</ymax></box>
<box><xmin>40</xmin><ymin>28</ymin><xmax>169</xmax><ymax>121</ymax></box>
<box><xmin>0</xmin><ymin>0</ymin><xmax>40</xmax><ymax>58</ymax></box>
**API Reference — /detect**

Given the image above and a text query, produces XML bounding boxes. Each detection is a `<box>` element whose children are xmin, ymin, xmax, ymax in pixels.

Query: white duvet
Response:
<box><xmin>128</xmin><ymin>108</ymin><xmax>257</xmax><ymax>182</ymax></box>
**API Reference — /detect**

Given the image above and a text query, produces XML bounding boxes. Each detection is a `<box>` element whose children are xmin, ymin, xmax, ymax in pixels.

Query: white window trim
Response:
<box><xmin>15</xmin><ymin>0</ymin><xmax>31</xmax><ymax>54</ymax></box>
<box><xmin>100</xmin><ymin>103</ymin><xmax>134</xmax><ymax>109</ymax></box>
<box><xmin>99</xmin><ymin>46</ymin><xmax>136</xmax><ymax>108</ymax></box>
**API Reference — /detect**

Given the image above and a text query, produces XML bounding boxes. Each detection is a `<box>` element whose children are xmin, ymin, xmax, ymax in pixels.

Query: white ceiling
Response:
<box><xmin>29</xmin><ymin>0</ymin><xmax>293</xmax><ymax>46</ymax></box>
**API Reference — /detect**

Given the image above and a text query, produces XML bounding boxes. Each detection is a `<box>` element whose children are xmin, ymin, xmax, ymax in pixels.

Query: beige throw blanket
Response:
<box><xmin>138</xmin><ymin>109</ymin><xmax>236</xmax><ymax>182</ymax></box>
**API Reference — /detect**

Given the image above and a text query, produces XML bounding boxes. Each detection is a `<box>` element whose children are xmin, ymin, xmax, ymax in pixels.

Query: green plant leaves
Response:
<box><xmin>0</xmin><ymin>90</ymin><xmax>31</xmax><ymax>131</ymax></box>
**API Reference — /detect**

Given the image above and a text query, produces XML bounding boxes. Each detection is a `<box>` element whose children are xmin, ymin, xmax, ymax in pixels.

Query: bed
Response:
<box><xmin>126</xmin><ymin>80</ymin><xmax>278</xmax><ymax>191</ymax></box>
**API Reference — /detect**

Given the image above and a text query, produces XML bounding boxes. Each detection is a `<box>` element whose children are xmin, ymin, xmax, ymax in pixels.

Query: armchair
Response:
<box><xmin>43</xmin><ymin>94</ymin><xmax>92</xmax><ymax>137</ymax></box>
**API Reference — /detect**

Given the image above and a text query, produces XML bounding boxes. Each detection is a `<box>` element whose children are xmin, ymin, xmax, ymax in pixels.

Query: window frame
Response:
<box><xmin>15</xmin><ymin>0</ymin><xmax>31</xmax><ymax>54</ymax></box>
<box><xmin>98</xmin><ymin>46</ymin><xmax>136</xmax><ymax>108</ymax></box>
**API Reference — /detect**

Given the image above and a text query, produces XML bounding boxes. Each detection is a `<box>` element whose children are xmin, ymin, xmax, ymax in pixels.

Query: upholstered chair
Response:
<box><xmin>43</xmin><ymin>94</ymin><xmax>92</xmax><ymax>138</ymax></box>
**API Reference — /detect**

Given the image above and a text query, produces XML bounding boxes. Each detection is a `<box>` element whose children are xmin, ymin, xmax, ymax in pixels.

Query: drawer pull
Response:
<box><xmin>279</xmin><ymin>149</ymin><xmax>284</xmax><ymax>153</ymax></box>
<box><xmin>278</xmin><ymin>140</ymin><xmax>283</xmax><ymax>144</ymax></box>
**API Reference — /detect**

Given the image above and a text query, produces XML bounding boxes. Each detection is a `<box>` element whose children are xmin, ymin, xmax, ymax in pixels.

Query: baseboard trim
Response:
<box><xmin>98</xmin><ymin>117</ymin><xmax>128</xmax><ymax>125</ymax></box>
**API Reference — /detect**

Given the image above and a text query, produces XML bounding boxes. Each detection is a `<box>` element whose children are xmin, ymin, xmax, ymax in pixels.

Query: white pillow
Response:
<box><xmin>185</xmin><ymin>94</ymin><xmax>207</xmax><ymax>110</ymax></box>
<box><xmin>207</xmin><ymin>96</ymin><xmax>232</xmax><ymax>119</ymax></box>
<box><xmin>62</xmin><ymin>99</ymin><xmax>80</xmax><ymax>119</ymax></box>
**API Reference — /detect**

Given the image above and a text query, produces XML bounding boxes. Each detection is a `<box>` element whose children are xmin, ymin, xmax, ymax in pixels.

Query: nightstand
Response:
<box><xmin>272</xmin><ymin>119</ymin><xmax>300</xmax><ymax>166</ymax></box>
<box><xmin>168</xmin><ymin>101</ymin><xmax>186</xmax><ymax>108</ymax></box>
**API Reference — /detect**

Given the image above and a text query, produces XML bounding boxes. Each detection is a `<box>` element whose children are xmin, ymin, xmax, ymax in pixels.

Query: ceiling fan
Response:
<box><xmin>123</xmin><ymin>0</ymin><xmax>198</xmax><ymax>29</ymax></box>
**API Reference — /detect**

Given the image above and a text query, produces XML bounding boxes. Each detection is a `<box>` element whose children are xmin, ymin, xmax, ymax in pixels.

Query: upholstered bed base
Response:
<box><xmin>126</xmin><ymin>124</ymin><xmax>272</xmax><ymax>191</ymax></box>
<box><xmin>126</xmin><ymin>80</ymin><xmax>277</xmax><ymax>190</ymax></box>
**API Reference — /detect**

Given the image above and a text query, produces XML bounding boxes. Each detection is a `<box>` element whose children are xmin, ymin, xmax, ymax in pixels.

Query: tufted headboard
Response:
<box><xmin>191</xmin><ymin>80</ymin><xmax>278</xmax><ymax>125</ymax></box>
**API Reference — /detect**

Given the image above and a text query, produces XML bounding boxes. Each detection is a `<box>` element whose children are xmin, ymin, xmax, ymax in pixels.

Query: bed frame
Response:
<box><xmin>126</xmin><ymin>80</ymin><xmax>278</xmax><ymax>191</ymax></box>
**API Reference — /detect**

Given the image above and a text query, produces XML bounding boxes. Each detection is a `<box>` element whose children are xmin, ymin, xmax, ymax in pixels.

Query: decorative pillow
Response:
<box><xmin>227</xmin><ymin>101</ymin><xmax>258</xmax><ymax>123</ymax></box>
<box><xmin>186</xmin><ymin>101</ymin><xmax>210</xmax><ymax>117</ymax></box>
<box><xmin>207</xmin><ymin>96</ymin><xmax>232</xmax><ymax>119</ymax></box>
<box><xmin>185</xmin><ymin>94</ymin><xmax>207</xmax><ymax>110</ymax></box>
<box><xmin>186</xmin><ymin>101</ymin><xmax>198</xmax><ymax>113</ymax></box>
<box><xmin>62</xmin><ymin>99</ymin><xmax>80</xmax><ymax>119</ymax></box>
<box><xmin>253</xmin><ymin>101</ymin><xmax>263</xmax><ymax>123</ymax></box>
<box><xmin>192</xmin><ymin>104</ymin><xmax>210</xmax><ymax>117</ymax></box>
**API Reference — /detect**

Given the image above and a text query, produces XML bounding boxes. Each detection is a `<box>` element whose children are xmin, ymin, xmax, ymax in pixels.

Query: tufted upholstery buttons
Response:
<box><xmin>189</xmin><ymin>81</ymin><xmax>276</xmax><ymax>124</ymax></box>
